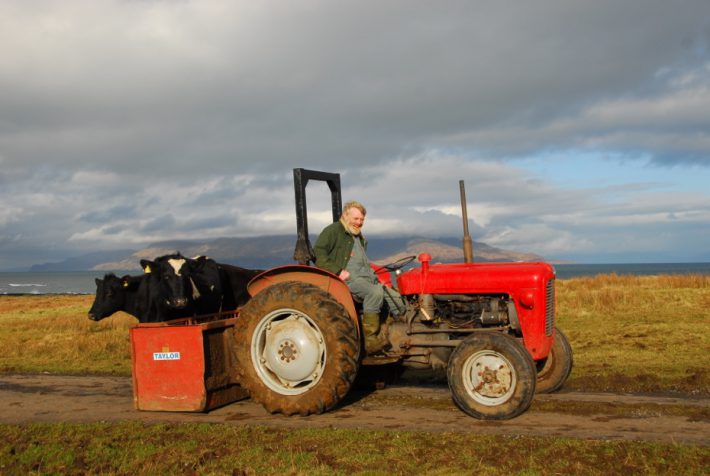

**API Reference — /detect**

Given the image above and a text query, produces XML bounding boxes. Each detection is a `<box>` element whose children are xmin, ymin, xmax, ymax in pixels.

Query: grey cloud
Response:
<box><xmin>178</xmin><ymin>214</ymin><xmax>236</xmax><ymax>233</ymax></box>
<box><xmin>186</xmin><ymin>179</ymin><xmax>251</xmax><ymax>207</ymax></box>
<box><xmin>0</xmin><ymin>1</ymin><xmax>709</xmax><ymax>269</ymax></box>
<box><xmin>1</xmin><ymin>1</ymin><xmax>709</xmax><ymax>180</ymax></box>
<box><xmin>141</xmin><ymin>214</ymin><xmax>177</xmax><ymax>233</ymax></box>
<box><xmin>78</xmin><ymin>205</ymin><xmax>138</xmax><ymax>224</ymax></box>
<box><xmin>103</xmin><ymin>224</ymin><xmax>128</xmax><ymax>235</ymax></box>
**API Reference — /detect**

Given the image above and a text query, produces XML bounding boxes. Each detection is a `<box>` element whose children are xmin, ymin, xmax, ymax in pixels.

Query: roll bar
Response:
<box><xmin>292</xmin><ymin>168</ymin><xmax>342</xmax><ymax>265</ymax></box>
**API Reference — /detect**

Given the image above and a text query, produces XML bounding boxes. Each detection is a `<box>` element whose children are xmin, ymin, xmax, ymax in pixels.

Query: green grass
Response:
<box><xmin>1</xmin><ymin>275</ymin><xmax>709</xmax><ymax>474</ymax></box>
<box><xmin>556</xmin><ymin>274</ymin><xmax>710</xmax><ymax>394</ymax></box>
<box><xmin>0</xmin><ymin>295</ymin><xmax>133</xmax><ymax>375</ymax></box>
<box><xmin>1</xmin><ymin>422</ymin><xmax>708</xmax><ymax>475</ymax></box>
<box><xmin>1</xmin><ymin>274</ymin><xmax>709</xmax><ymax>393</ymax></box>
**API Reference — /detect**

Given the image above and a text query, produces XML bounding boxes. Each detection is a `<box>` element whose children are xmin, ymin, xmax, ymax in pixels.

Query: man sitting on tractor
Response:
<box><xmin>314</xmin><ymin>200</ymin><xmax>404</xmax><ymax>354</ymax></box>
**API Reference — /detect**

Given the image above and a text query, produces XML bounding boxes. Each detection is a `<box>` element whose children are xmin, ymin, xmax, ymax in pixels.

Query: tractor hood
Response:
<box><xmin>396</xmin><ymin>254</ymin><xmax>556</xmax><ymax>296</ymax></box>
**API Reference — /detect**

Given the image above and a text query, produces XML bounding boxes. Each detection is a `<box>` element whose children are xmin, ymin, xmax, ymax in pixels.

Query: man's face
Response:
<box><xmin>344</xmin><ymin>207</ymin><xmax>365</xmax><ymax>234</ymax></box>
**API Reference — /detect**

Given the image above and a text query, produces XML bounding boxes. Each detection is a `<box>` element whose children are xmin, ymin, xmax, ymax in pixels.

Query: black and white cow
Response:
<box><xmin>87</xmin><ymin>273</ymin><xmax>191</xmax><ymax>323</ymax></box>
<box><xmin>139</xmin><ymin>253</ymin><xmax>197</xmax><ymax>311</ymax></box>
<box><xmin>88</xmin><ymin>253</ymin><xmax>263</xmax><ymax>323</ymax></box>
<box><xmin>137</xmin><ymin>253</ymin><xmax>222</xmax><ymax>316</ymax></box>
<box><xmin>140</xmin><ymin>253</ymin><xmax>262</xmax><ymax>315</ymax></box>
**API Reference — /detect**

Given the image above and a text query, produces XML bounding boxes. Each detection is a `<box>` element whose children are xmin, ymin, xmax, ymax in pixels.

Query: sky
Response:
<box><xmin>1</xmin><ymin>0</ymin><xmax>709</xmax><ymax>270</ymax></box>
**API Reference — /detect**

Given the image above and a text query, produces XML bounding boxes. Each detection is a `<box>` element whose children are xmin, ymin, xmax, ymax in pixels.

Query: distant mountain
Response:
<box><xmin>92</xmin><ymin>236</ymin><xmax>297</xmax><ymax>271</ymax></box>
<box><xmin>29</xmin><ymin>249</ymin><xmax>138</xmax><ymax>272</ymax></box>
<box><xmin>30</xmin><ymin>235</ymin><xmax>545</xmax><ymax>272</ymax></box>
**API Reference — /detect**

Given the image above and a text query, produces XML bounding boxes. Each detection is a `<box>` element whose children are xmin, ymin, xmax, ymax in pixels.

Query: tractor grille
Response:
<box><xmin>545</xmin><ymin>279</ymin><xmax>555</xmax><ymax>336</ymax></box>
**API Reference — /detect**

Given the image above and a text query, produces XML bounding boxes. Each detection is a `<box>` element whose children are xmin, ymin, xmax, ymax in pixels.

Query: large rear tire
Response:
<box><xmin>447</xmin><ymin>333</ymin><xmax>536</xmax><ymax>420</ymax></box>
<box><xmin>234</xmin><ymin>281</ymin><xmax>360</xmax><ymax>416</ymax></box>
<box><xmin>535</xmin><ymin>326</ymin><xmax>573</xmax><ymax>394</ymax></box>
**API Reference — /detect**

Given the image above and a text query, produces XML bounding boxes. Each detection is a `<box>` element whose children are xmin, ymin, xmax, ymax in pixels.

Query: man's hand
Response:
<box><xmin>338</xmin><ymin>270</ymin><xmax>350</xmax><ymax>281</ymax></box>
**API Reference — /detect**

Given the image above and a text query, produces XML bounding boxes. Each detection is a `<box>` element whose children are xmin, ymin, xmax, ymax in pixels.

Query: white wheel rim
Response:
<box><xmin>251</xmin><ymin>308</ymin><xmax>326</xmax><ymax>395</ymax></box>
<box><xmin>462</xmin><ymin>350</ymin><xmax>517</xmax><ymax>406</ymax></box>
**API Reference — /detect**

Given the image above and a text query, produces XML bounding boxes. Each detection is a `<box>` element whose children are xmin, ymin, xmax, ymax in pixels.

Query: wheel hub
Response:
<box><xmin>464</xmin><ymin>351</ymin><xmax>516</xmax><ymax>405</ymax></box>
<box><xmin>474</xmin><ymin>363</ymin><xmax>511</xmax><ymax>395</ymax></box>
<box><xmin>252</xmin><ymin>310</ymin><xmax>326</xmax><ymax>395</ymax></box>
<box><xmin>278</xmin><ymin>341</ymin><xmax>298</xmax><ymax>363</ymax></box>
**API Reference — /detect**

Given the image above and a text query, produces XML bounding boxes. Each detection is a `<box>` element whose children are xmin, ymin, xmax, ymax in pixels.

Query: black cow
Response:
<box><xmin>216</xmin><ymin>262</ymin><xmax>262</xmax><ymax>310</ymax></box>
<box><xmin>141</xmin><ymin>254</ymin><xmax>262</xmax><ymax>315</ymax></box>
<box><xmin>87</xmin><ymin>273</ymin><xmax>191</xmax><ymax>323</ymax></box>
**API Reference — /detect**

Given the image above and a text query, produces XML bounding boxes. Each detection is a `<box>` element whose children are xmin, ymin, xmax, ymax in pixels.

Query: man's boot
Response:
<box><xmin>362</xmin><ymin>312</ymin><xmax>388</xmax><ymax>355</ymax></box>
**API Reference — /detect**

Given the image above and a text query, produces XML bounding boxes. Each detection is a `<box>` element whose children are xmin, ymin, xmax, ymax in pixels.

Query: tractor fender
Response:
<box><xmin>247</xmin><ymin>265</ymin><xmax>359</xmax><ymax>332</ymax></box>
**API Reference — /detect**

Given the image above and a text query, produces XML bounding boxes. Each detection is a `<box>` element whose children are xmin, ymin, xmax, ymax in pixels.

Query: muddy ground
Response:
<box><xmin>0</xmin><ymin>374</ymin><xmax>707</xmax><ymax>446</ymax></box>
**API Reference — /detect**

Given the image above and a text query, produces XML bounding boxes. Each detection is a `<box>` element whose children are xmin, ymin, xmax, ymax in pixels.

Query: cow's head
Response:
<box><xmin>88</xmin><ymin>274</ymin><xmax>134</xmax><ymax>321</ymax></box>
<box><xmin>185</xmin><ymin>255</ymin><xmax>223</xmax><ymax>297</ymax></box>
<box><xmin>141</xmin><ymin>253</ymin><xmax>197</xmax><ymax>310</ymax></box>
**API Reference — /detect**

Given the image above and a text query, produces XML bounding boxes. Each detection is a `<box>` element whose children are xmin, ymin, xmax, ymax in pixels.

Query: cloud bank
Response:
<box><xmin>0</xmin><ymin>1</ymin><xmax>708</xmax><ymax>268</ymax></box>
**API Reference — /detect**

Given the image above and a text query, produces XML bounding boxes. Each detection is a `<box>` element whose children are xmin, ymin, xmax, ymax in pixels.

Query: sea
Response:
<box><xmin>1</xmin><ymin>262</ymin><xmax>709</xmax><ymax>295</ymax></box>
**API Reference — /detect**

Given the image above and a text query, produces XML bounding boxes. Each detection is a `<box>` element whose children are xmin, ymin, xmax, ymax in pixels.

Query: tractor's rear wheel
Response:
<box><xmin>234</xmin><ymin>281</ymin><xmax>360</xmax><ymax>416</ymax></box>
<box><xmin>535</xmin><ymin>326</ymin><xmax>573</xmax><ymax>394</ymax></box>
<box><xmin>447</xmin><ymin>333</ymin><xmax>536</xmax><ymax>420</ymax></box>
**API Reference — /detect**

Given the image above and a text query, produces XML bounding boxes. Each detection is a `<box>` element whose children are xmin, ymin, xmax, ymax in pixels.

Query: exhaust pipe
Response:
<box><xmin>459</xmin><ymin>180</ymin><xmax>474</xmax><ymax>263</ymax></box>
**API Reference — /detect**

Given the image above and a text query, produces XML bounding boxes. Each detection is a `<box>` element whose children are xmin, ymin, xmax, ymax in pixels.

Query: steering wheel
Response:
<box><xmin>374</xmin><ymin>255</ymin><xmax>417</xmax><ymax>274</ymax></box>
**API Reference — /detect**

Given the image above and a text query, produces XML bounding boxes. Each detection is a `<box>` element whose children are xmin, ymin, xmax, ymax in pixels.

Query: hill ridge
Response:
<box><xmin>30</xmin><ymin>235</ymin><xmax>544</xmax><ymax>271</ymax></box>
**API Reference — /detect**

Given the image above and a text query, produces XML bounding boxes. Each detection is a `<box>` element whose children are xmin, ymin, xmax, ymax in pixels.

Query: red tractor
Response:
<box><xmin>233</xmin><ymin>169</ymin><xmax>572</xmax><ymax>420</ymax></box>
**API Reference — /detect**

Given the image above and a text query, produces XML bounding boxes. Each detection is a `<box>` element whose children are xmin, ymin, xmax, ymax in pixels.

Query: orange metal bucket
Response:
<box><xmin>130</xmin><ymin>313</ymin><xmax>248</xmax><ymax>412</ymax></box>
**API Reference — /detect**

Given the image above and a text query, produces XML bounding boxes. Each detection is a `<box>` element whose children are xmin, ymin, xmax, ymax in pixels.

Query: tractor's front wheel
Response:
<box><xmin>447</xmin><ymin>333</ymin><xmax>536</xmax><ymax>420</ymax></box>
<box><xmin>234</xmin><ymin>281</ymin><xmax>360</xmax><ymax>416</ymax></box>
<box><xmin>535</xmin><ymin>326</ymin><xmax>573</xmax><ymax>394</ymax></box>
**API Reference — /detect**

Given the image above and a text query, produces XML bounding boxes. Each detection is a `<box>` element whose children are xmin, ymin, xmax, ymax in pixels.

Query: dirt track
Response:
<box><xmin>1</xmin><ymin>374</ymin><xmax>707</xmax><ymax>445</ymax></box>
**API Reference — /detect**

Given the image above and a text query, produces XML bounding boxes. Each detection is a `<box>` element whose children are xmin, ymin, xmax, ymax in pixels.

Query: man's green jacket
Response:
<box><xmin>314</xmin><ymin>220</ymin><xmax>367</xmax><ymax>275</ymax></box>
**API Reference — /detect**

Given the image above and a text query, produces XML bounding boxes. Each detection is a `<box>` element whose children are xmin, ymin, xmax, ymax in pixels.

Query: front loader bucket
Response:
<box><xmin>130</xmin><ymin>313</ymin><xmax>249</xmax><ymax>412</ymax></box>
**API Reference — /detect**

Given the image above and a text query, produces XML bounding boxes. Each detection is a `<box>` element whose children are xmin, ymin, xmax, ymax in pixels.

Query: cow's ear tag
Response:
<box><xmin>143</xmin><ymin>264</ymin><xmax>152</xmax><ymax>274</ymax></box>
<box><xmin>122</xmin><ymin>280</ymin><xmax>129</xmax><ymax>288</ymax></box>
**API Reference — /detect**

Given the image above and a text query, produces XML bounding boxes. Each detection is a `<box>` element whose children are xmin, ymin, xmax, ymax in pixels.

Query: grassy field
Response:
<box><xmin>0</xmin><ymin>274</ymin><xmax>708</xmax><ymax>474</ymax></box>
<box><xmin>0</xmin><ymin>294</ymin><xmax>133</xmax><ymax>375</ymax></box>
<box><xmin>1</xmin><ymin>422</ymin><xmax>708</xmax><ymax>475</ymax></box>
<box><xmin>0</xmin><ymin>274</ymin><xmax>708</xmax><ymax>394</ymax></box>
<box><xmin>558</xmin><ymin>274</ymin><xmax>709</xmax><ymax>394</ymax></box>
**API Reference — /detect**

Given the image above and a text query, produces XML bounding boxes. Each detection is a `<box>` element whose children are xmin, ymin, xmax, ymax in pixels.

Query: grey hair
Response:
<box><xmin>342</xmin><ymin>200</ymin><xmax>367</xmax><ymax>217</ymax></box>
